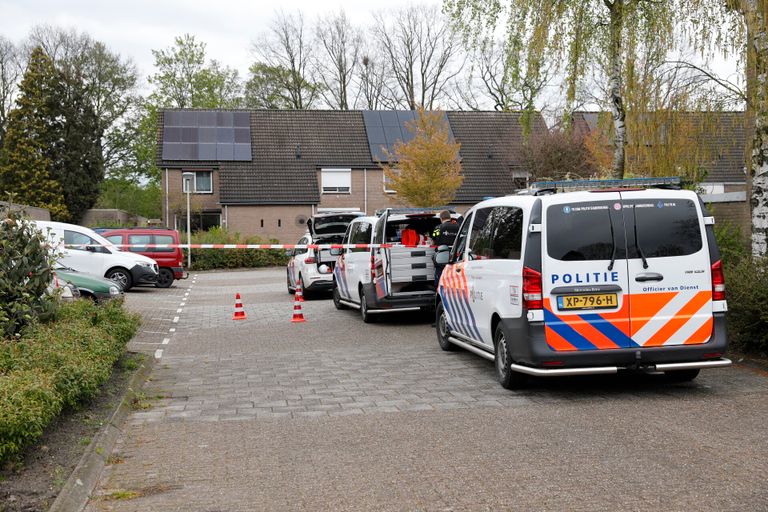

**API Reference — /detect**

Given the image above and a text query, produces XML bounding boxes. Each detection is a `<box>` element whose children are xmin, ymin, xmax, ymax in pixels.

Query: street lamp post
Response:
<box><xmin>182</xmin><ymin>172</ymin><xmax>194</xmax><ymax>270</ymax></box>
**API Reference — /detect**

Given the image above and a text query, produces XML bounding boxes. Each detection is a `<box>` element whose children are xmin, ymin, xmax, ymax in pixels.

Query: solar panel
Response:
<box><xmin>162</xmin><ymin>110</ymin><xmax>252</xmax><ymax>161</ymax></box>
<box><xmin>361</xmin><ymin>110</ymin><xmax>456</xmax><ymax>163</ymax></box>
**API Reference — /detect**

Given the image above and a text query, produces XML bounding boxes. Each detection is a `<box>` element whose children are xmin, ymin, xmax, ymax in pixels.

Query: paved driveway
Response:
<box><xmin>87</xmin><ymin>268</ymin><xmax>768</xmax><ymax>511</ymax></box>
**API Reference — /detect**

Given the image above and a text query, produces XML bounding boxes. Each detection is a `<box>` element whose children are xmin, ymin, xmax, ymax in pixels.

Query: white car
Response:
<box><xmin>434</xmin><ymin>178</ymin><xmax>731</xmax><ymax>389</ymax></box>
<box><xmin>286</xmin><ymin>212</ymin><xmax>363</xmax><ymax>296</ymax></box>
<box><xmin>32</xmin><ymin>221</ymin><xmax>158</xmax><ymax>291</ymax></box>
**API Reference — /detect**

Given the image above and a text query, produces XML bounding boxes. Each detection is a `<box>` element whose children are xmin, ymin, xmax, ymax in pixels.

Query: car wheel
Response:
<box><xmin>333</xmin><ymin>282</ymin><xmax>347</xmax><ymax>310</ymax></box>
<box><xmin>494</xmin><ymin>323</ymin><xmax>527</xmax><ymax>390</ymax></box>
<box><xmin>436</xmin><ymin>302</ymin><xmax>456</xmax><ymax>351</ymax></box>
<box><xmin>359</xmin><ymin>287</ymin><xmax>375</xmax><ymax>323</ymax></box>
<box><xmin>664</xmin><ymin>369</ymin><xmax>700</xmax><ymax>383</ymax></box>
<box><xmin>287</xmin><ymin>270</ymin><xmax>295</xmax><ymax>294</ymax></box>
<box><xmin>156</xmin><ymin>268</ymin><xmax>174</xmax><ymax>288</ymax></box>
<box><xmin>298</xmin><ymin>274</ymin><xmax>312</xmax><ymax>300</ymax></box>
<box><xmin>106</xmin><ymin>268</ymin><xmax>132</xmax><ymax>291</ymax></box>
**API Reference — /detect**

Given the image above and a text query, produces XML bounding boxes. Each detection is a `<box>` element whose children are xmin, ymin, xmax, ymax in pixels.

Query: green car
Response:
<box><xmin>55</xmin><ymin>267</ymin><xmax>123</xmax><ymax>302</ymax></box>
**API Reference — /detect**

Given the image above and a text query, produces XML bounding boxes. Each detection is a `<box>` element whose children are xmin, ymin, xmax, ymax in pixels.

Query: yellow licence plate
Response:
<box><xmin>557</xmin><ymin>293</ymin><xmax>618</xmax><ymax>310</ymax></box>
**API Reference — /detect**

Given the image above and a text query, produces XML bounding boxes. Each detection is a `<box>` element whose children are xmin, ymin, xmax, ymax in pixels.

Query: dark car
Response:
<box><xmin>103</xmin><ymin>228</ymin><xmax>188</xmax><ymax>288</ymax></box>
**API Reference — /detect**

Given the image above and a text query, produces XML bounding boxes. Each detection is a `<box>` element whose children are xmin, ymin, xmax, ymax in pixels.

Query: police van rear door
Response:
<box><xmin>542</xmin><ymin>192</ymin><xmax>634</xmax><ymax>351</ymax></box>
<box><xmin>621</xmin><ymin>190</ymin><xmax>713</xmax><ymax>347</ymax></box>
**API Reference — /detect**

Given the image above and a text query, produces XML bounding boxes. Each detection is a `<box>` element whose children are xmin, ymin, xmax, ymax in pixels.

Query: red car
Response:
<box><xmin>102</xmin><ymin>228</ymin><xmax>188</xmax><ymax>288</ymax></box>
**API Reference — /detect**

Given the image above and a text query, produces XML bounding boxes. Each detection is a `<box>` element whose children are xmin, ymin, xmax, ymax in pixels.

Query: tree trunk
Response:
<box><xmin>749</xmin><ymin>1</ymin><xmax>768</xmax><ymax>256</ymax></box>
<box><xmin>607</xmin><ymin>0</ymin><xmax>626</xmax><ymax>179</ymax></box>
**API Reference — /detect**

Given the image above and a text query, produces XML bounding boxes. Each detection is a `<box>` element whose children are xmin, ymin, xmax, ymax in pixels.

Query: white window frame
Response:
<box><xmin>321</xmin><ymin>168</ymin><xmax>352</xmax><ymax>194</ymax></box>
<box><xmin>383</xmin><ymin>168</ymin><xmax>398</xmax><ymax>194</ymax></box>
<box><xmin>182</xmin><ymin>170</ymin><xmax>214</xmax><ymax>194</ymax></box>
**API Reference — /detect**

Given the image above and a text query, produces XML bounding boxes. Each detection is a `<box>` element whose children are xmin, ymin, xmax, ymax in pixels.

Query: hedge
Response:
<box><xmin>0</xmin><ymin>299</ymin><xmax>140</xmax><ymax>463</ymax></box>
<box><xmin>186</xmin><ymin>227</ymin><xmax>289</xmax><ymax>271</ymax></box>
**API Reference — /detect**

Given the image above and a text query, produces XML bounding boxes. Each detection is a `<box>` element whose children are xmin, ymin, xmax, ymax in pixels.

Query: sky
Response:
<box><xmin>0</xmin><ymin>0</ymin><xmax>441</xmax><ymax>86</ymax></box>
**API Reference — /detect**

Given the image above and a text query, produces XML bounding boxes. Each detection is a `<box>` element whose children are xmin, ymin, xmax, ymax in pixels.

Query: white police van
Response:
<box><xmin>333</xmin><ymin>208</ymin><xmax>459</xmax><ymax>322</ymax></box>
<box><xmin>434</xmin><ymin>177</ymin><xmax>731</xmax><ymax>389</ymax></box>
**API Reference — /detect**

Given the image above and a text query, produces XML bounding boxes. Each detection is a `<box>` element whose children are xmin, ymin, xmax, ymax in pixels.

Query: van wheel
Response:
<box><xmin>664</xmin><ymin>369</ymin><xmax>700</xmax><ymax>383</ymax></box>
<box><xmin>435</xmin><ymin>302</ymin><xmax>455</xmax><ymax>351</ymax></box>
<box><xmin>494</xmin><ymin>323</ymin><xmax>527</xmax><ymax>390</ymax></box>
<box><xmin>106</xmin><ymin>268</ymin><xmax>132</xmax><ymax>291</ymax></box>
<box><xmin>287</xmin><ymin>271</ymin><xmax>295</xmax><ymax>294</ymax></box>
<box><xmin>333</xmin><ymin>282</ymin><xmax>347</xmax><ymax>310</ymax></box>
<box><xmin>156</xmin><ymin>268</ymin><xmax>174</xmax><ymax>288</ymax></box>
<box><xmin>359</xmin><ymin>288</ymin><xmax>375</xmax><ymax>323</ymax></box>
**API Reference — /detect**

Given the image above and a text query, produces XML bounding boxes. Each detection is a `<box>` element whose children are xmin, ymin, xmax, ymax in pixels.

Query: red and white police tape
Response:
<box><xmin>63</xmin><ymin>243</ymin><xmax>440</xmax><ymax>250</ymax></box>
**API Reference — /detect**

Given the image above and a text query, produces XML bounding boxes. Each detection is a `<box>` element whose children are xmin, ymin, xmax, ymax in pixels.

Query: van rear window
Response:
<box><xmin>546</xmin><ymin>202</ymin><xmax>618</xmax><ymax>261</ymax></box>
<box><xmin>627</xmin><ymin>199</ymin><xmax>702</xmax><ymax>257</ymax></box>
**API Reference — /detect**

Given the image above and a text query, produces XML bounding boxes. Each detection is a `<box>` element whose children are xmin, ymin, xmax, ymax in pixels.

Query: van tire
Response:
<box><xmin>494</xmin><ymin>323</ymin><xmax>527</xmax><ymax>390</ymax></box>
<box><xmin>156</xmin><ymin>268</ymin><xmax>174</xmax><ymax>288</ymax></box>
<box><xmin>435</xmin><ymin>302</ymin><xmax>456</xmax><ymax>351</ymax></box>
<box><xmin>664</xmin><ymin>369</ymin><xmax>700</xmax><ymax>382</ymax></box>
<box><xmin>332</xmin><ymin>282</ymin><xmax>347</xmax><ymax>310</ymax></box>
<box><xmin>106</xmin><ymin>268</ymin><xmax>132</xmax><ymax>291</ymax></box>
<box><xmin>359</xmin><ymin>288</ymin><xmax>375</xmax><ymax>323</ymax></box>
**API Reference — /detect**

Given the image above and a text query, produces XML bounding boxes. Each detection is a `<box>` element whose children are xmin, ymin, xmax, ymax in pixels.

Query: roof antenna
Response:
<box><xmin>295</xmin><ymin>144</ymin><xmax>301</xmax><ymax>159</ymax></box>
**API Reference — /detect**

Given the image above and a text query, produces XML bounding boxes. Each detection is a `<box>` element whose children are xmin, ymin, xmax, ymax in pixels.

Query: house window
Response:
<box><xmin>175</xmin><ymin>212</ymin><xmax>221</xmax><ymax>232</ymax></box>
<box><xmin>383</xmin><ymin>169</ymin><xmax>399</xmax><ymax>194</ymax></box>
<box><xmin>182</xmin><ymin>171</ymin><xmax>213</xmax><ymax>194</ymax></box>
<box><xmin>321</xmin><ymin>168</ymin><xmax>351</xmax><ymax>194</ymax></box>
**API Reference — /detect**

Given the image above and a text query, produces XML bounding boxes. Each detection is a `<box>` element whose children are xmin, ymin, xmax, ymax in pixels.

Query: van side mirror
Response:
<box><xmin>330</xmin><ymin>247</ymin><xmax>342</xmax><ymax>256</ymax></box>
<box><xmin>434</xmin><ymin>245</ymin><xmax>451</xmax><ymax>265</ymax></box>
<box><xmin>285</xmin><ymin>249</ymin><xmax>293</xmax><ymax>257</ymax></box>
<box><xmin>86</xmin><ymin>245</ymin><xmax>96</xmax><ymax>252</ymax></box>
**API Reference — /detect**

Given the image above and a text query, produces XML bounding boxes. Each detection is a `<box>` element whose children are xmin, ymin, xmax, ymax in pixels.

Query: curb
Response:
<box><xmin>49</xmin><ymin>353</ymin><xmax>155</xmax><ymax>512</ymax></box>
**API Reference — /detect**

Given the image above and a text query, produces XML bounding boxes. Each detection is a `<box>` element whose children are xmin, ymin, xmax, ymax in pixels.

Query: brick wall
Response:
<box><xmin>226</xmin><ymin>205</ymin><xmax>314</xmax><ymax>242</ymax></box>
<box><xmin>163</xmin><ymin>168</ymin><xmax>221</xmax><ymax>226</ymax></box>
<box><xmin>316</xmin><ymin>168</ymin><xmax>399</xmax><ymax>214</ymax></box>
<box><xmin>708</xmin><ymin>201</ymin><xmax>750</xmax><ymax>234</ymax></box>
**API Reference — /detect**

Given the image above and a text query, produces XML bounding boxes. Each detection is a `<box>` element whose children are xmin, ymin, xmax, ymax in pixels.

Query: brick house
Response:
<box><xmin>157</xmin><ymin>109</ymin><xmax>547</xmax><ymax>242</ymax></box>
<box><xmin>572</xmin><ymin>111</ymin><xmax>750</xmax><ymax>233</ymax></box>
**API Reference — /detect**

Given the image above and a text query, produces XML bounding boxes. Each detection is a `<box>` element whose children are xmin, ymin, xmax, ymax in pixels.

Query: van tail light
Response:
<box><xmin>523</xmin><ymin>266</ymin><xmax>543</xmax><ymax>310</ymax></box>
<box><xmin>370</xmin><ymin>253</ymin><xmax>376</xmax><ymax>279</ymax></box>
<box><xmin>711</xmin><ymin>260</ymin><xmax>725</xmax><ymax>301</ymax></box>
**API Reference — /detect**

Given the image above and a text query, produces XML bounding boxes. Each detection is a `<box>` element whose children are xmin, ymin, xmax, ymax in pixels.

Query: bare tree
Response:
<box><xmin>25</xmin><ymin>25</ymin><xmax>140</xmax><ymax>170</ymax></box>
<box><xmin>453</xmin><ymin>38</ymin><xmax>552</xmax><ymax>114</ymax></box>
<box><xmin>314</xmin><ymin>10</ymin><xmax>361</xmax><ymax>110</ymax></box>
<box><xmin>373</xmin><ymin>5</ymin><xmax>463</xmax><ymax>110</ymax></box>
<box><xmin>0</xmin><ymin>36</ymin><xmax>21</xmax><ymax>147</ymax></box>
<box><xmin>253</xmin><ymin>10</ymin><xmax>320</xmax><ymax>109</ymax></box>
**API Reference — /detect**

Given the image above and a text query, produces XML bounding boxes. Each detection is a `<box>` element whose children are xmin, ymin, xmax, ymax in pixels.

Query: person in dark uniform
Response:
<box><xmin>432</xmin><ymin>210</ymin><xmax>460</xmax><ymax>286</ymax></box>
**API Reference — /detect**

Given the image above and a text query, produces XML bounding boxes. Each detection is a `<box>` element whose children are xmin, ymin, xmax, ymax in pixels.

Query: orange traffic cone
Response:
<box><xmin>291</xmin><ymin>291</ymin><xmax>305</xmax><ymax>323</ymax></box>
<box><xmin>232</xmin><ymin>293</ymin><xmax>247</xmax><ymax>320</ymax></box>
<box><xmin>295</xmin><ymin>279</ymin><xmax>305</xmax><ymax>302</ymax></box>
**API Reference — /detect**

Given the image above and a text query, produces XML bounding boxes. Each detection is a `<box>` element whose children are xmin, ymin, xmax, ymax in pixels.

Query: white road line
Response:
<box><xmin>172</xmin><ymin>316</ymin><xmax>179</xmax><ymax>323</ymax></box>
<box><xmin>176</xmin><ymin>308</ymin><xmax>183</xmax><ymax>313</ymax></box>
<box><xmin>169</xmin><ymin>328</ymin><xmax>176</xmax><ymax>333</ymax></box>
<box><xmin>162</xmin><ymin>337</ymin><xmax>170</xmax><ymax>345</ymax></box>
<box><xmin>154</xmin><ymin>349</ymin><xmax>163</xmax><ymax>359</ymax></box>
<box><xmin>180</xmin><ymin>302</ymin><xmax>186</xmax><ymax>307</ymax></box>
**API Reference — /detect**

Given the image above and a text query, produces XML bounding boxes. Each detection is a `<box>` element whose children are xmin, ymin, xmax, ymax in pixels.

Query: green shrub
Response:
<box><xmin>0</xmin><ymin>299</ymin><xmax>140</xmax><ymax>463</ymax></box>
<box><xmin>724</xmin><ymin>256</ymin><xmax>768</xmax><ymax>354</ymax></box>
<box><xmin>0</xmin><ymin>370</ymin><xmax>61</xmax><ymax>462</ymax></box>
<box><xmin>0</xmin><ymin>208</ymin><xmax>58</xmax><ymax>337</ymax></box>
<box><xmin>186</xmin><ymin>227</ymin><xmax>289</xmax><ymax>271</ymax></box>
<box><xmin>714</xmin><ymin>221</ymin><xmax>749</xmax><ymax>267</ymax></box>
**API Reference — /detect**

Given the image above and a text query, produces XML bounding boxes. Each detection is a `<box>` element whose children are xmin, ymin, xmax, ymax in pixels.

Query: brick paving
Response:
<box><xmin>86</xmin><ymin>268</ymin><xmax>768</xmax><ymax>511</ymax></box>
